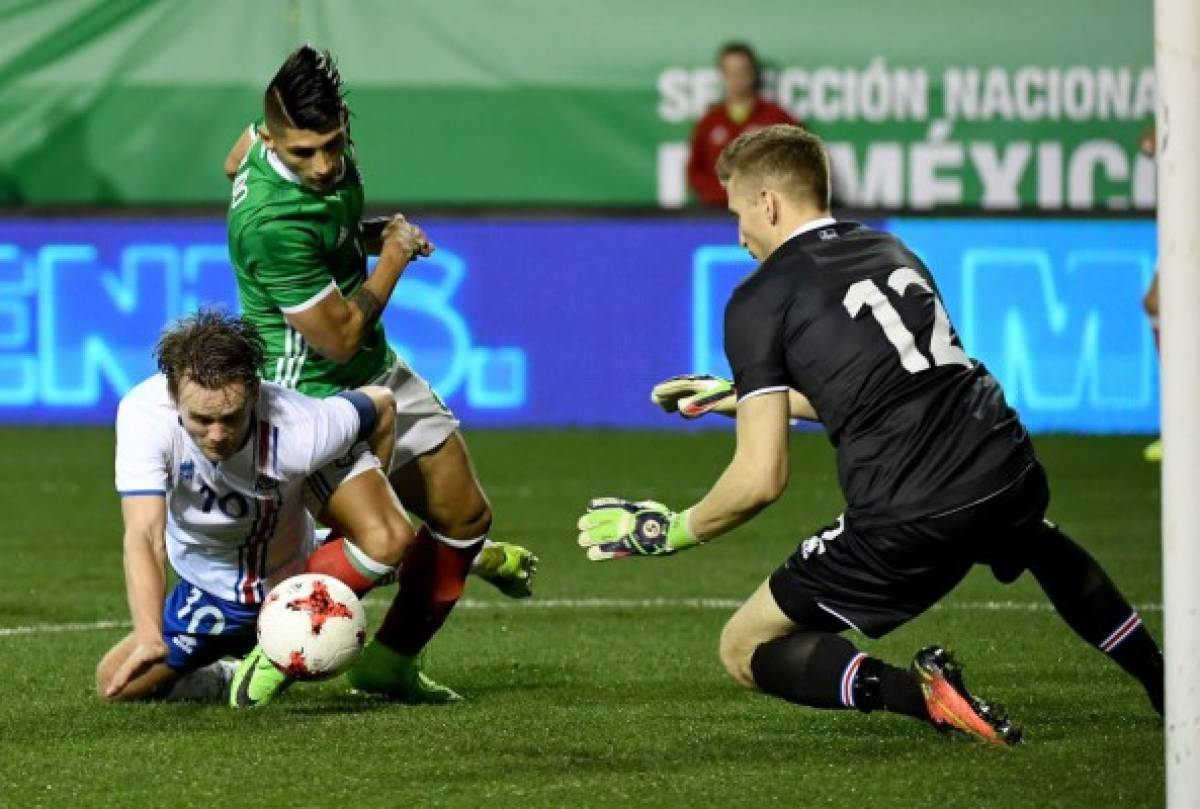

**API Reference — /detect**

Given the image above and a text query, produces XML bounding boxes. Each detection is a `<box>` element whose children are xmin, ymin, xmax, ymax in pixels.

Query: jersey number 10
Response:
<box><xmin>842</xmin><ymin>267</ymin><xmax>970</xmax><ymax>374</ymax></box>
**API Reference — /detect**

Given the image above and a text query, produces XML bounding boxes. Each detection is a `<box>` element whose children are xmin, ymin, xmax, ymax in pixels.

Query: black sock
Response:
<box><xmin>1028</xmin><ymin>523</ymin><xmax>1164</xmax><ymax>712</ymax></box>
<box><xmin>857</xmin><ymin>657</ymin><xmax>930</xmax><ymax>721</ymax></box>
<box><xmin>749</xmin><ymin>630</ymin><xmax>929</xmax><ymax>720</ymax></box>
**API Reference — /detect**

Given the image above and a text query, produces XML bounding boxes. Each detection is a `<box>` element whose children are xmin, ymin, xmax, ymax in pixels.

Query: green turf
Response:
<box><xmin>0</xmin><ymin>429</ymin><xmax>1163</xmax><ymax>808</ymax></box>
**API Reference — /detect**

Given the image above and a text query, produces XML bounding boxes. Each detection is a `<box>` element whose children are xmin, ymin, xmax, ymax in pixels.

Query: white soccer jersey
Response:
<box><xmin>115</xmin><ymin>374</ymin><xmax>372</xmax><ymax>605</ymax></box>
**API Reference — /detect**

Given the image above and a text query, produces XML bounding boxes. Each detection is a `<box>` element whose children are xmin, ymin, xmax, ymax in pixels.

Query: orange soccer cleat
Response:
<box><xmin>913</xmin><ymin>646</ymin><xmax>1023</xmax><ymax>747</ymax></box>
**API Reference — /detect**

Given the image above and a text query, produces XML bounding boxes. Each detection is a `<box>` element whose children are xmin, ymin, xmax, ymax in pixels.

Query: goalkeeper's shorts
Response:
<box><xmin>768</xmin><ymin>461</ymin><xmax>1049</xmax><ymax>639</ymax></box>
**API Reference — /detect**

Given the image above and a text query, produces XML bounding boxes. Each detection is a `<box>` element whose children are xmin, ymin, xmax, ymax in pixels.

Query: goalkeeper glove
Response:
<box><xmin>650</xmin><ymin>374</ymin><xmax>735</xmax><ymax>419</ymax></box>
<box><xmin>576</xmin><ymin>498</ymin><xmax>699</xmax><ymax>561</ymax></box>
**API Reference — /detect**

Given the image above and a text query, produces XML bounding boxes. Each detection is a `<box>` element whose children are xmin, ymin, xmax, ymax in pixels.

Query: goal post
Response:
<box><xmin>1155</xmin><ymin>0</ymin><xmax>1200</xmax><ymax>805</ymax></box>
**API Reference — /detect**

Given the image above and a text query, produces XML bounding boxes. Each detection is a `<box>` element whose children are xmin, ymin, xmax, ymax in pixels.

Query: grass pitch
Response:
<box><xmin>0</xmin><ymin>429</ymin><xmax>1163</xmax><ymax>808</ymax></box>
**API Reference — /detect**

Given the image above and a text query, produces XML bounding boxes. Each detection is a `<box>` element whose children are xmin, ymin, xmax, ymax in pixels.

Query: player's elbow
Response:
<box><xmin>290</xmin><ymin>315</ymin><xmax>365</xmax><ymax>365</ymax></box>
<box><xmin>374</xmin><ymin>392</ymin><xmax>396</xmax><ymax>437</ymax></box>
<box><xmin>330</xmin><ymin>317</ymin><xmax>375</xmax><ymax>363</ymax></box>
<box><xmin>315</xmin><ymin>335</ymin><xmax>359</xmax><ymax>364</ymax></box>
<box><xmin>744</xmin><ymin>467</ymin><xmax>788</xmax><ymax>509</ymax></box>
<box><xmin>359</xmin><ymin>386</ymin><xmax>396</xmax><ymax>438</ymax></box>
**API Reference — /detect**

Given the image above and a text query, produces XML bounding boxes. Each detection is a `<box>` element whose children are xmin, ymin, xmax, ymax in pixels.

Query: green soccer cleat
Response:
<box><xmin>229</xmin><ymin>644</ymin><xmax>294</xmax><ymax>708</ymax></box>
<box><xmin>472</xmin><ymin>541</ymin><xmax>538</xmax><ymax>599</ymax></box>
<box><xmin>346</xmin><ymin>641</ymin><xmax>462</xmax><ymax>703</ymax></box>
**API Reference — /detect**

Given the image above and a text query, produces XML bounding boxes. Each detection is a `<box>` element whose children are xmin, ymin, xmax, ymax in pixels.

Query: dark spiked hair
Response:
<box><xmin>263</xmin><ymin>44</ymin><xmax>347</xmax><ymax>132</ymax></box>
<box><xmin>155</xmin><ymin>308</ymin><xmax>264</xmax><ymax>400</ymax></box>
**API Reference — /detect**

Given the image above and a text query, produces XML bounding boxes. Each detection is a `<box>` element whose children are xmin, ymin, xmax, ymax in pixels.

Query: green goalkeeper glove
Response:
<box><xmin>650</xmin><ymin>374</ymin><xmax>736</xmax><ymax>419</ymax></box>
<box><xmin>576</xmin><ymin>498</ymin><xmax>700</xmax><ymax>561</ymax></box>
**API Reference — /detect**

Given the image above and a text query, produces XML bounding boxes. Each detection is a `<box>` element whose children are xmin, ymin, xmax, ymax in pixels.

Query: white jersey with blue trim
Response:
<box><xmin>114</xmin><ymin>374</ymin><xmax>366</xmax><ymax>605</ymax></box>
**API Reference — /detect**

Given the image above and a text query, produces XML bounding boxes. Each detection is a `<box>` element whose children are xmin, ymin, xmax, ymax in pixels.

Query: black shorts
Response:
<box><xmin>769</xmin><ymin>461</ymin><xmax>1050</xmax><ymax>639</ymax></box>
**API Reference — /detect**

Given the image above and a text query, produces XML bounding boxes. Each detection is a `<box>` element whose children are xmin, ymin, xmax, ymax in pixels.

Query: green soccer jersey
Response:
<box><xmin>227</xmin><ymin>123</ymin><xmax>394</xmax><ymax>397</ymax></box>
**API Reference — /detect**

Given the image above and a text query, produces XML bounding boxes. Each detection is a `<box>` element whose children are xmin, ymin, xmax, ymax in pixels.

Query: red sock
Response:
<box><xmin>305</xmin><ymin>536</ymin><xmax>390</xmax><ymax>597</ymax></box>
<box><xmin>374</xmin><ymin>525</ymin><xmax>483</xmax><ymax>656</ymax></box>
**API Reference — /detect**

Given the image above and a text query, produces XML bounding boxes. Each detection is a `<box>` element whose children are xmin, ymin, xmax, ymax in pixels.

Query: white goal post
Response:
<box><xmin>1155</xmin><ymin>0</ymin><xmax>1200</xmax><ymax>805</ymax></box>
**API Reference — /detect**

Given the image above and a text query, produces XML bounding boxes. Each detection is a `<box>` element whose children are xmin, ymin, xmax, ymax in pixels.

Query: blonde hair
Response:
<box><xmin>716</xmin><ymin>124</ymin><xmax>831</xmax><ymax>208</ymax></box>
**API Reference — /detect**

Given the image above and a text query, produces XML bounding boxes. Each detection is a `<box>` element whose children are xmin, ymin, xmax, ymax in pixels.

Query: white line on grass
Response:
<box><xmin>0</xmin><ymin>619</ymin><xmax>132</xmax><ymax>637</ymax></box>
<box><xmin>0</xmin><ymin>599</ymin><xmax>1164</xmax><ymax>638</ymax></box>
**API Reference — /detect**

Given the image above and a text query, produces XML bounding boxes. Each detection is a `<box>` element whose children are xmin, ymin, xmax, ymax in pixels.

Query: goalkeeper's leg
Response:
<box><xmin>721</xmin><ymin>580</ymin><xmax>929</xmax><ymax>720</ymax></box>
<box><xmin>722</xmin><ymin>580</ymin><xmax>1020</xmax><ymax>745</ymax></box>
<box><xmin>1021</xmin><ymin>520</ymin><xmax>1164</xmax><ymax>714</ymax></box>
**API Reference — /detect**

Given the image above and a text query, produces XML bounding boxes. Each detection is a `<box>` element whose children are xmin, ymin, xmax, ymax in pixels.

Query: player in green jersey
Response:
<box><xmin>224</xmin><ymin>46</ymin><xmax>537</xmax><ymax>704</ymax></box>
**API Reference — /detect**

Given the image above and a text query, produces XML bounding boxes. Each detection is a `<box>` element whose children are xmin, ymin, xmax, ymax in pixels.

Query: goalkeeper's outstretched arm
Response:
<box><xmin>686</xmin><ymin>391</ymin><xmax>791</xmax><ymax>539</ymax></box>
<box><xmin>577</xmin><ymin>391</ymin><xmax>791</xmax><ymax>560</ymax></box>
<box><xmin>650</xmin><ymin>375</ymin><xmax>818</xmax><ymax>421</ymax></box>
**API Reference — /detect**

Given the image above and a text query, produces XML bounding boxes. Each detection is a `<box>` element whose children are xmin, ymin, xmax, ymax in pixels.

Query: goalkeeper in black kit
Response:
<box><xmin>578</xmin><ymin>125</ymin><xmax>1163</xmax><ymax>745</ymax></box>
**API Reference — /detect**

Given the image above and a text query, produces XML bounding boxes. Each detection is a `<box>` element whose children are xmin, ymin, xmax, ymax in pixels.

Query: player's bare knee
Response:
<box><xmin>97</xmin><ymin>684</ymin><xmax>126</xmax><ymax>704</ymax></box>
<box><xmin>95</xmin><ymin>666</ymin><xmax>113</xmax><ymax>701</ymax></box>
<box><xmin>433</xmin><ymin>492</ymin><xmax>492</xmax><ymax>540</ymax></box>
<box><xmin>467</xmin><ymin>498</ymin><xmax>493</xmax><ymax>537</ymax></box>
<box><xmin>94</xmin><ymin>671</ymin><xmax>137</xmax><ymax>704</ymax></box>
<box><xmin>94</xmin><ymin>645</ymin><xmax>125</xmax><ymax>700</ymax></box>
<box><xmin>356</xmin><ymin>512</ymin><xmax>414</xmax><ymax>567</ymax></box>
<box><xmin>718</xmin><ymin>619</ymin><xmax>759</xmax><ymax>690</ymax></box>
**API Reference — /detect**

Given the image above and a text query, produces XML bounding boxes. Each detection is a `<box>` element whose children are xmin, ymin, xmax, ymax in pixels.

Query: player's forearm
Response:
<box><xmin>687</xmin><ymin>455</ymin><xmax>786</xmax><ymax>541</ymax></box>
<box><xmin>341</xmin><ymin>249</ymin><xmax>409</xmax><ymax>349</ymax></box>
<box><xmin>122</xmin><ymin>529</ymin><xmax>166</xmax><ymax>641</ymax></box>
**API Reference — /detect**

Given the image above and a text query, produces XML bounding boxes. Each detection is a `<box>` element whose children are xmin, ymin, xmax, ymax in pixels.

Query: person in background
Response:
<box><xmin>686</xmin><ymin>42</ymin><xmax>799</xmax><ymax>207</ymax></box>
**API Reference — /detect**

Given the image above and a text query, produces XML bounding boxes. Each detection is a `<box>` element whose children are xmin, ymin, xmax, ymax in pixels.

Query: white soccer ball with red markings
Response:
<box><xmin>257</xmin><ymin>573</ymin><xmax>367</xmax><ymax>680</ymax></box>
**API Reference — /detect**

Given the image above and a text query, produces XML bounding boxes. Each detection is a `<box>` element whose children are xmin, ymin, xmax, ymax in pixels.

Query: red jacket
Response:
<box><xmin>686</xmin><ymin>99</ymin><xmax>799</xmax><ymax>206</ymax></box>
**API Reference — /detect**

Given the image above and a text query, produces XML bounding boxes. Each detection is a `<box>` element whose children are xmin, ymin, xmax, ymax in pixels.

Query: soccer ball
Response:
<box><xmin>257</xmin><ymin>573</ymin><xmax>367</xmax><ymax>680</ymax></box>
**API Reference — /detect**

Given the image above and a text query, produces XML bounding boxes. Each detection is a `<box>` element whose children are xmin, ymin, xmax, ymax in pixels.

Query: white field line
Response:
<box><xmin>0</xmin><ymin>598</ymin><xmax>1163</xmax><ymax>639</ymax></box>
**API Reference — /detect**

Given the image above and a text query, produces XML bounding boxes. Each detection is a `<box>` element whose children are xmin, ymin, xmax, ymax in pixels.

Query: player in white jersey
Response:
<box><xmin>96</xmin><ymin>311</ymin><xmax>415</xmax><ymax>704</ymax></box>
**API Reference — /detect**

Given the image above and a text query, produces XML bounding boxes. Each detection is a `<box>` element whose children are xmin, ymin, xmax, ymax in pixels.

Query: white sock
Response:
<box><xmin>467</xmin><ymin>537</ymin><xmax>495</xmax><ymax>571</ymax></box>
<box><xmin>343</xmin><ymin>537</ymin><xmax>396</xmax><ymax>579</ymax></box>
<box><xmin>163</xmin><ymin>659</ymin><xmax>238</xmax><ymax>703</ymax></box>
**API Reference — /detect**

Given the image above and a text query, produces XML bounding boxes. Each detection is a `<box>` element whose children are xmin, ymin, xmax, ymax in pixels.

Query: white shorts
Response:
<box><xmin>306</xmin><ymin>358</ymin><xmax>458</xmax><ymax>516</ymax></box>
<box><xmin>371</xmin><ymin>356</ymin><xmax>459</xmax><ymax>472</ymax></box>
<box><xmin>304</xmin><ymin>444</ymin><xmax>381</xmax><ymax>517</ymax></box>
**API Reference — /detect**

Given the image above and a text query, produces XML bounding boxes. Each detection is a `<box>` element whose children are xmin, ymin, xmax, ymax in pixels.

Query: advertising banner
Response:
<box><xmin>0</xmin><ymin>1</ymin><xmax>1154</xmax><ymax>209</ymax></box>
<box><xmin>0</xmin><ymin>216</ymin><xmax>1157</xmax><ymax>432</ymax></box>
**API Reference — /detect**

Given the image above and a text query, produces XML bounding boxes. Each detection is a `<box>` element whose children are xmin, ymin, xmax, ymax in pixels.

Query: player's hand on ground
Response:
<box><xmin>381</xmin><ymin>214</ymin><xmax>434</xmax><ymax>262</ymax></box>
<box><xmin>650</xmin><ymin>374</ymin><xmax>736</xmax><ymax>419</ymax></box>
<box><xmin>105</xmin><ymin>637</ymin><xmax>168</xmax><ymax>699</ymax></box>
<box><xmin>576</xmin><ymin>497</ymin><xmax>698</xmax><ymax>560</ymax></box>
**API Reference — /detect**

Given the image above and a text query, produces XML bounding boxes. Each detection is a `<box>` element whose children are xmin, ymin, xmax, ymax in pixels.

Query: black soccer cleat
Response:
<box><xmin>912</xmin><ymin>646</ymin><xmax>1024</xmax><ymax>747</ymax></box>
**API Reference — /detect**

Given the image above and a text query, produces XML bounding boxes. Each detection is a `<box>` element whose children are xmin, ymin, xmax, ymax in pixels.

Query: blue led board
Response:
<box><xmin>0</xmin><ymin>217</ymin><xmax>1157</xmax><ymax>432</ymax></box>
